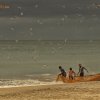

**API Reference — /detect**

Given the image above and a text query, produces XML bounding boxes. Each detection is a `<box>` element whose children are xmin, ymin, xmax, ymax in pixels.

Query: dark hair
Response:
<box><xmin>79</xmin><ymin>64</ymin><xmax>82</xmax><ymax>68</ymax></box>
<box><xmin>70</xmin><ymin>67</ymin><xmax>72</xmax><ymax>70</ymax></box>
<box><xmin>59</xmin><ymin>66</ymin><xmax>62</xmax><ymax>69</ymax></box>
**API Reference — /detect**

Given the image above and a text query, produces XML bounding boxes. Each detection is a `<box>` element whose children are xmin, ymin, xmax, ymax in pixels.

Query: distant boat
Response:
<box><xmin>95</xmin><ymin>3</ymin><xmax>100</xmax><ymax>8</ymax></box>
<box><xmin>0</xmin><ymin>3</ymin><xmax>11</xmax><ymax>9</ymax></box>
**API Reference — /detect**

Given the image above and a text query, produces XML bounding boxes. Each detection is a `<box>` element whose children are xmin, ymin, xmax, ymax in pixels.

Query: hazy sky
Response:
<box><xmin>0</xmin><ymin>0</ymin><xmax>100</xmax><ymax>40</ymax></box>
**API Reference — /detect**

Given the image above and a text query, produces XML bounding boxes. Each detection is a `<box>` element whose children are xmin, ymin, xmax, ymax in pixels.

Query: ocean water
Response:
<box><xmin>0</xmin><ymin>40</ymin><xmax>100</xmax><ymax>87</ymax></box>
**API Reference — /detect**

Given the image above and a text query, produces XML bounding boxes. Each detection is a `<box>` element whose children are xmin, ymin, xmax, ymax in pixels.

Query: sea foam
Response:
<box><xmin>0</xmin><ymin>79</ymin><xmax>64</xmax><ymax>88</ymax></box>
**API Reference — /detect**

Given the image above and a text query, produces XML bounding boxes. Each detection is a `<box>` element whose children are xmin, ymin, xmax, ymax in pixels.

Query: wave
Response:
<box><xmin>0</xmin><ymin>79</ymin><xmax>63</xmax><ymax>88</ymax></box>
<box><xmin>26</xmin><ymin>73</ymin><xmax>52</xmax><ymax>77</ymax></box>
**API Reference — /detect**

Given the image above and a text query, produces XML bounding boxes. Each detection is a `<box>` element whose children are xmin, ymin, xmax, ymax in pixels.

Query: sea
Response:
<box><xmin>0</xmin><ymin>40</ymin><xmax>100</xmax><ymax>87</ymax></box>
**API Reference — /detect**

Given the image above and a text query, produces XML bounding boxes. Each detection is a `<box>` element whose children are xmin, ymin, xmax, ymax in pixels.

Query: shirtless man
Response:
<box><xmin>56</xmin><ymin>66</ymin><xmax>66</xmax><ymax>81</ymax></box>
<box><xmin>67</xmin><ymin>67</ymin><xmax>76</xmax><ymax>80</ymax></box>
<box><xmin>78</xmin><ymin>64</ymin><xmax>88</xmax><ymax>77</ymax></box>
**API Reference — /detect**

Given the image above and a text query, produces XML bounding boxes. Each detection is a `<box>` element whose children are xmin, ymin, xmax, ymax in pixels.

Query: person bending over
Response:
<box><xmin>56</xmin><ymin>66</ymin><xmax>66</xmax><ymax>81</ymax></box>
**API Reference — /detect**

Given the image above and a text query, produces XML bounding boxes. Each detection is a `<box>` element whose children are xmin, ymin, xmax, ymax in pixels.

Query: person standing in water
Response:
<box><xmin>67</xmin><ymin>67</ymin><xmax>76</xmax><ymax>80</ymax></box>
<box><xmin>77</xmin><ymin>64</ymin><xmax>88</xmax><ymax>77</ymax></box>
<box><xmin>56</xmin><ymin>66</ymin><xmax>66</xmax><ymax>81</ymax></box>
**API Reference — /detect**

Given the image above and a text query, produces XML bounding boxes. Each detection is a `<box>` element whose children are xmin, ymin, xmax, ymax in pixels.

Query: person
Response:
<box><xmin>58</xmin><ymin>66</ymin><xmax>66</xmax><ymax>77</ymax></box>
<box><xmin>67</xmin><ymin>67</ymin><xmax>76</xmax><ymax>80</ymax></box>
<box><xmin>77</xmin><ymin>64</ymin><xmax>88</xmax><ymax>77</ymax></box>
<box><xmin>56</xmin><ymin>66</ymin><xmax>66</xmax><ymax>81</ymax></box>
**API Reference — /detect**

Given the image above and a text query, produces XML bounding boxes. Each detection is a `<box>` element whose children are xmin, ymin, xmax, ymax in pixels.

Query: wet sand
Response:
<box><xmin>0</xmin><ymin>81</ymin><xmax>100</xmax><ymax>100</ymax></box>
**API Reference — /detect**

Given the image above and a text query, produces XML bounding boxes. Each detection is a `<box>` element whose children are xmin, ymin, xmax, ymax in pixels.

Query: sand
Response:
<box><xmin>0</xmin><ymin>81</ymin><xmax>100</xmax><ymax>100</ymax></box>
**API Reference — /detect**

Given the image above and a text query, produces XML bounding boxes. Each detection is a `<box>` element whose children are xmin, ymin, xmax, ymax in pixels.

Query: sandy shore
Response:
<box><xmin>0</xmin><ymin>81</ymin><xmax>100</xmax><ymax>100</ymax></box>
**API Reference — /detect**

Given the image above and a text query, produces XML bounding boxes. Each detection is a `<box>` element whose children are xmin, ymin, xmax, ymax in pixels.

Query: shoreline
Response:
<box><xmin>0</xmin><ymin>81</ymin><xmax>99</xmax><ymax>100</ymax></box>
<box><xmin>0</xmin><ymin>79</ymin><xmax>64</xmax><ymax>88</ymax></box>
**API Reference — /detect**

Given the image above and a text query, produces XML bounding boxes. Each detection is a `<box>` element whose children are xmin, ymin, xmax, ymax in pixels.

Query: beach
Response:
<box><xmin>0</xmin><ymin>40</ymin><xmax>100</xmax><ymax>100</ymax></box>
<box><xmin>0</xmin><ymin>81</ymin><xmax>100</xmax><ymax>100</ymax></box>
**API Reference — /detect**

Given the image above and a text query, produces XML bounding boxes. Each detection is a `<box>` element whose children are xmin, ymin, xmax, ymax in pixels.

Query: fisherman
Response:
<box><xmin>77</xmin><ymin>64</ymin><xmax>88</xmax><ymax>77</ymax></box>
<box><xmin>58</xmin><ymin>66</ymin><xmax>66</xmax><ymax>77</ymax></box>
<box><xmin>56</xmin><ymin>66</ymin><xmax>66</xmax><ymax>81</ymax></box>
<box><xmin>67</xmin><ymin>67</ymin><xmax>76</xmax><ymax>80</ymax></box>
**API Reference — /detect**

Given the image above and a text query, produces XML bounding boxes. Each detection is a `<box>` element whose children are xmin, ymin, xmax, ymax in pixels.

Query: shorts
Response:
<box><xmin>69</xmin><ymin>75</ymin><xmax>74</xmax><ymax>80</ymax></box>
<box><xmin>62</xmin><ymin>73</ymin><xmax>66</xmax><ymax>77</ymax></box>
<box><xmin>80</xmin><ymin>73</ymin><xmax>84</xmax><ymax>77</ymax></box>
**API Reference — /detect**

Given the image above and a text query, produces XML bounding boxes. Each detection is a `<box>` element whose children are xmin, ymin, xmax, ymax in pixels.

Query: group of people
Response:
<box><xmin>57</xmin><ymin>64</ymin><xmax>88</xmax><ymax>80</ymax></box>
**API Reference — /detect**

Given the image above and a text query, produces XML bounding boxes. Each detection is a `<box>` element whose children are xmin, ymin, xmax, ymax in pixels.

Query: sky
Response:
<box><xmin>0</xmin><ymin>0</ymin><xmax>100</xmax><ymax>40</ymax></box>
